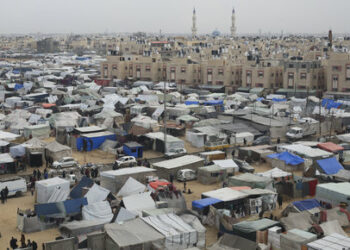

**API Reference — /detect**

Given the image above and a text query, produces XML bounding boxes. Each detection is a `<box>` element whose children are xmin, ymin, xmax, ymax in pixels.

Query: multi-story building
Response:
<box><xmin>324</xmin><ymin>52</ymin><xmax>350</xmax><ymax>93</ymax></box>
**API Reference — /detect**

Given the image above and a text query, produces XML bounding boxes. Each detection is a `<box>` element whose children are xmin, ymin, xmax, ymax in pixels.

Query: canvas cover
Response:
<box><xmin>320</xmin><ymin>220</ymin><xmax>347</xmax><ymax>236</ymax></box>
<box><xmin>123</xmin><ymin>192</ymin><xmax>156</xmax><ymax>215</ymax></box>
<box><xmin>116</xmin><ymin>177</ymin><xmax>146</xmax><ymax>197</ymax></box>
<box><xmin>257</xmin><ymin>167</ymin><xmax>292</xmax><ymax>178</ymax></box>
<box><xmin>316</xmin><ymin>183</ymin><xmax>350</xmax><ymax>209</ymax></box>
<box><xmin>280</xmin><ymin>212</ymin><xmax>313</xmax><ymax>231</ymax></box>
<box><xmin>228</xmin><ymin>173</ymin><xmax>273</xmax><ymax>190</ymax></box>
<box><xmin>142</xmin><ymin>213</ymin><xmax>197</xmax><ymax>249</ymax></box>
<box><xmin>292</xmin><ymin>199</ymin><xmax>321</xmax><ymax>212</ymax></box>
<box><xmin>70</xmin><ymin>176</ymin><xmax>94</xmax><ymax>199</ymax></box>
<box><xmin>82</xmin><ymin>201</ymin><xmax>113</xmax><ymax>223</ymax></box>
<box><xmin>10</xmin><ymin>145</ymin><xmax>26</xmax><ymax>157</ymax></box>
<box><xmin>47</xmin><ymin>185</ymin><xmax>69</xmax><ymax>203</ymax></box>
<box><xmin>192</xmin><ymin>198</ymin><xmax>222</xmax><ymax>210</ymax></box>
<box><xmin>207</xmin><ymin>234</ymin><xmax>257</xmax><ymax>250</ymax></box>
<box><xmin>180</xmin><ymin>214</ymin><xmax>206</xmax><ymax>249</ymax></box>
<box><xmin>35</xmin><ymin>177</ymin><xmax>70</xmax><ymax>204</ymax></box>
<box><xmin>267</xmin><ymin>151</ymin><xmax>304</xmax><ymax>165</ymax></box>
<box><xmin>84</xmin><ymin>184</ymin><xmax>110</xmax><ymax>204</ymax></box>
<box><xmin>280</xmin><ymin>229</ymin><xmax>317</xmax><ymax>250</ymax></box>
<box><xmin>60</xmin><ymin>220</ymin><xmax>106</xmax><ymax>237</ymax></box>
<box><xmin>115</xmin><ymin>207</ymin><xmax>137</xmax><ymax>224</ymax></box>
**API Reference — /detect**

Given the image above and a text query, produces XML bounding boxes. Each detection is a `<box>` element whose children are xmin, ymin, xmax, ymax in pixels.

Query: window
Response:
<box><xmin>218</xmin><ymin>68</ymin><xmax>224</xmax><ymax>75</ymax></box>
<box><xmin>301</xmin><ymin>64</ymin><xmax>307</xmax><ymax>69</ymax></box>
<box><xmin>346</xmin><ymin>65</ymin><xmax>350</xmax><ymax>80</ymax></box>
<box><xmin>170</xmin><ymin>67</ymin><xmax>176</xmax><ymax>80</ymax></box>
<box><xmin>145</xmin><ymin>65</ymin><xmax>151</xmax><ymax>72</ymax></box>
<box><xmin>103</xmin><ymin>64</ymin><xmax>108</xmax><ymax>78</ymax></box>
<box><xmin>255</xmin><ymin>83</ymin><xmax>263</xmax><ymax>87</ymax></box>
<box><xmin>332</xmin><ymin>75</ymin><xmax>338</xmax><ymax>90</ymax></box>
<box><xmin>288</xmin><ymin>64</ymin><xmax>294</xmax><ymax>68</ymax></box>
<box><xmin>246</xmin><ymin>70</ymin><xmax>252</xmax><ymax>86</ymax></box>
<box><xmin>211</xmin><ymin>173</ymin><xmax>219</xmax><ymax>177</ymax></box>
<box><xmin>300</xmin><ymin>73</ymin><xmax>307</xmax><ymax>80</ymax></box>
<box><xmin>288</xmin><ymin>72</ymin><xmax>294</xmax><ymax>88</ymax></box>
<box><xmin>207</xmin><ymin>68</ymin><xmax>213</xmax><ymax>83</ymax></box>
<box><xmin>112</xmin><ymin>64</ymin><xmax>118</xmax><ymax>70</ymax></box>
<box><xmin>258</xmin><ymin>71</ymin><xmax>264</xmax><ymax>78</ymax></box>
<box><xmin>332</xmin><ymin>65</ymin><xmax>341</xmax><ymax>71</ymax></box>
<box><xmin>181</xmin><ymin>67</ymin><xmax>186</xmax><ymax>73</ymax></box>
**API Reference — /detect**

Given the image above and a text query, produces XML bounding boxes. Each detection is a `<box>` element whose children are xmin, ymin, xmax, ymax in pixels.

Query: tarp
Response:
<box><xmin>292</xmin><ymin>199</ymin><xmax>321</xmax><ymax>212</ymax></box>
<box><xmin>192</xmin><ymin>198</ymin><xmax>222</xmax><ymax>210</ymax></box>
<box><xmin>258</xmin><ymin>168</ymin><xmax>292</xmax><ymax>178</ymax></box>
<box><xmin>267</xmin><ymin>151</ymin><xmax>304</xmax><ymax>166</ymax></box>
<box><xmin>149</xmin><ymin>180</ymin><xmax>171</xmax><ymax>190</ymax></box>
<box><xmin>322</xmin><ymin>98</ymin><xmax>342</xmax><ymax>110</ymax></box>
<box><xmin>70</xmin><ymin>176</ymin><xmax>94</xmax><ymax>199</ymax></box>
<box><xmin>117</xmin><ymin>177</ymin><xmax>146</xmax><ymax>197</ymax></box>
<box><xmin>35</xmin><ymin>177</ymin><xmax>70</xmax><ymax>204</ymax></box>
<box><xmin>318</xmin><ymin>142</ymin><xmax>344</xmax><ymax>153</ymax></box>
<box><xmin>317</xmin><ymin>157</ymin><xmax>343</xmax><ymax>175</ymax></box>
<box><xmin>35</xmin><ymin>198</ymin><xmax>87</xmax><ymax>217</ymax></box>
<box><xmin>47</xmin><ymin>186</ymin><xmax>69</xmax><ymax>203</ymax></box>
<box><xmin>84</xmin><ymin>184</ymin><xmax>110</xmax><ymax>204</ymax></box>
<box><xmin>115</xmin><ymin>207</ymin><xmax>137</xmax><ymax>224</ymax></box>
<box><xmin>280</xmin><ymin>212</ymin><xmax>313</xmax><ymax>231</ymax></box>
<box><xmin>82</xmin><ymin>201</ymin><xmax>113</xmax><ymax>223</ymax></box>
<box><xmin>320</xmin><ymin>220</ymin><xmax>347</xmax><ymax>236</ymax></box>
<box><xmin>123</xmin><ymin>192</ymin><xmax>156</xmax><ymax>215</ymax></box>
<box><xmin>9</xmin><ymin>144</ymin><xmax>26</xmax><ymax>157</ymax></box>
<box><xmin>232</xmin><ymin>219</ymin><xmax>279</xmax><ymax>233</ymax></box>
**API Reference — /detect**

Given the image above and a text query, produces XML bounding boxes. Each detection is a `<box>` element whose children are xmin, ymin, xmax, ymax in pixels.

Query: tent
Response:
<box><xmin>115</xmin><ymin>207</ymin><xmax>137</xmax><ymax>224</ymax></box>
<box><xmin>117</xmin><ymin>177</ymin><xmax>146</xmax><ymax>197</ymax></box>
<box><xmin>316</xmin><ymin>157</ymin><xmax>343</xmax><ymax>175</ymax></box>
<box><xmin>228</xmin><ymin>173</ymin><xmax>273</xmax><ymax>190</ymax></box>
<box><xmin>198</xmin><ymin>165</ymin><xmax>227</xmax><ymax>184</ymax></box>
<box><xmin>267</xmin><ymin>151</ymin><xmax>304</xmax><ymax>165</ymax></box>
<box><xmin>23</xmin><ymin>123</ymin><xmax>50</xmax><ymax>139</ymax></box>
<box><xmin>292</xmin><ymin>199</ymin><xmax>321</xmax><ymax>212</ymax></box>
<box><xmin>320</xmin><ymin>220</ymin><xmax>347</xmax><ymax>237</ymax></box>
<box><xmin>212</xmin><ymin>159</ymin><xmax>239</xmax><ymax>174</ymax></box>
<box><xmin>316</xmin><ymin>183</ymin><xmax>350</xmax><ymax>211</ymax></box>
<box><xmin>60</xmin><ymin>220</ymin><xmax>106</xmax><ymax>237</ymax></box>
<box><xmin>35</xmin><ymin>198</ymin><xmax>87</xmax><ymax>218</ymax></box>
<box><xmin>82</xmin><ymin>201</ymin><xmax>113</xmax><ymax>223</ymax></box>
<box><xmin>104</xmin><ymin>218</ymin><xmax>165</xmax><ymax>249</ymax></box>
<box><xmin>35</xmin><ymin>177</ymin><xmax>70</xmax><ymax>204</ymax></box>
<box><xmin>45</xmin><ymin>140</ymin><xmax>72</xmax><ymax>162</ymax></box>
<box><xmin>208</xmin><ymin>233</ymin><xmax>257</xmax><ymax>250</ymax></box>
<box><xmin>70</xmin><ymin>176</ymin><xmax>94</xmax><ymax>199</ymax></box>
<box><xmin>280</xmin><ymin>228</ymin><xmax>317</xmax><ymax>250</ymax></box>
<box><xmin>123</xmin><ymin>192</ymin><xmax>156</xmax><ymax>215</ymax></box>
<box><xmin>84</xmin><ymin>184</ymin><xmax>110</xmax><ymax>204</ymax></box>
<box><xmin>192</xmin><ymin>198</ymin><xmax>222</xmax><ymax>215</ymax></box>
<box><xmin>307</xmin><ymin>233</ymin><xmax>350</xmax><ymax>249</ymax></box>
<box><xmin>257</xmin><ymin>167</ymin><xmax>292</xmax><ymax>179</ymax></box>
<box><xmin>317</xmin><ymin>142</ymin><xmax>344</xmax><ymax>153</ymax></box>
<box><xmin>232</xmin><ymin>219</ymin><xmax>280</xmax><ymax>241</ymax></box>
<box><xmin>9</xmin><ymin>144</ymin><xmax>26</xmax><ymax>157</ymax></box>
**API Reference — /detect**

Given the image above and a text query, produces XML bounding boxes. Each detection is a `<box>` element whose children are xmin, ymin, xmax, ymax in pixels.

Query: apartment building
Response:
<box><xmin>324</xmin><ymin>52</ymin><xmax>350</xmax><ymax>93</ymax></box>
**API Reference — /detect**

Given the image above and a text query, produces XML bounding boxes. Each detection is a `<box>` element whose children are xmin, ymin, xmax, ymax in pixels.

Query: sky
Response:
<box><xmin>0</xmin><ymin>0</ymin><xmax>349</xmax><ymax>35</ymax></box>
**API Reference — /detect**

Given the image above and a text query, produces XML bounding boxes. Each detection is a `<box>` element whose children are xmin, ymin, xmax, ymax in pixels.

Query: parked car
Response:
<box><xmin>52</xmin><ymin>157</ymin><xmax>78</xmax><ymax>169</ymax></box>
<box><xmin>165</xmin><ymin>148</ymin><xmax>187</xmax><ymax>159</ymax></box>
<box><xmin>115</xmin><ymin>156</ymin><xmax>137</xmax><ymax>168</ymax></box>
<box><xmin>177</xmin><ymin>169</ymin><xmax>196</xmax><ymax>182</ymax></box>
<box><xmin>252</xmin><ymin>136</ymin><xmax>271</xmax><ymax>146</ymax></box>
<box><xmin>233</xmin><ymin>159</ymin><xmax>255</xmax><ymax>173</ymax></box>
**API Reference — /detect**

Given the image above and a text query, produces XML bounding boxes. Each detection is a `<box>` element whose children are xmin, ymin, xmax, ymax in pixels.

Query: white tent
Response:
<box><xmin>115</xmin><ymin>207</ymin><xmax>137</xmax><ymax>224</ymax></box>
<box><xmin>213</xmin><ymin>159</ymin><xmax>239</xmax><ymax>174</ymax></box>
<box><xmin>84</xmin><ymin>184</ymin><xmax>110</xmax><ymax>204</ymax></box>
<box><xmin>123</xmin><ymin>192</ymin><xmax>156</xmax><ymax>215</ymax></box>
<box><xmin>117</xmin><ymin>177</ymin><xmax>146</xmax><ymax>197</ymax></box>
<box><xmin>47</xmin><ymin>185</ymin><xmax>69</xmax><ymax>203</ymax></box>
<box><xmin>82</xmin><ymin>201</ymin><xmax>113</xmax><ymax>223</ymax></box>
<box><xmin>35</xmin><ymin>177</ymin><xmax>70</xmax><ymax>204</ymax></box>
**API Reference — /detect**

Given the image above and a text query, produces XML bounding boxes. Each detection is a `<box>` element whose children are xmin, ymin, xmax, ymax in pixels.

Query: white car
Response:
<box><xmin>115</xmin><ymin>156</ymin><xmax>137</xmax><ymax>168</ymax></box>
<box><xmin>52</xmin><ymin>157</ymin><xmax>78</xmax><ymax>169</ymax></box>
<box><xmin>177</xmin><ymin>169</ymin><xmax>196</xmax><ymax>182</ymax></box>
<box><xmin>165</xmin><ymin>148</ymin><xmax>187</xmax><ymax>159</ymax></box>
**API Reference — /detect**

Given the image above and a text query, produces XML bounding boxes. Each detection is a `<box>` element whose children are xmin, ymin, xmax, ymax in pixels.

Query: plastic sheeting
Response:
<box><xmin>123</xmin><ymin>192</ymin><xmax>156</xmax><ymax>215</ymax></box>
<box><xmin>267</xmin><ymin>151</ymin><xmax>304</xmax><ymax>166</ymax></box>
<box><xmin>84</xmin><ymin>184</ymin><xmax>110</xmax><ymax>204</ymax></box>
<box><xmin>320</xmin><ymin>220</ymin><xmax>347</xmax><ymax>236</ymax></box>
<box><xmin>82</xmin><ymin>201</ymin><xmax>113</xmax><ymax>223</ymax></box>
<box><xmin>292</xmin><ymin>199</ymin><xmax>321</xmax><ymax>212</ymax></box>
<box><xmin>192</xmin><ymin>198</ymin><xmax>222</xmax><ymax>210</ymax></box>
<box><xmin>115</xmin><ymin>207</ymin><xmax>137</xmax><ymax>224</ymax></box>
<box><xmin>10</xmin><ymin>145</ymin><xmax>26</xmax><ymax>157</ymax></box>
<box><xmin>117</xmin><ymin>177</ymin><xmax>146</xmax><ymax>197</ymax></box>
<box><xmin>317</xmin><ymin>157</ymin><xmax>344</xmax><ymax>175</ymax></box>
<box><xmin>35</xmin><ymin>177</ymin><xmax>70</xmax><ymax>204</ymax></box>
<box><xmin>47</xmin><ymin>186</ymin><xmax>69</xmax><ymax>203</ymax></box>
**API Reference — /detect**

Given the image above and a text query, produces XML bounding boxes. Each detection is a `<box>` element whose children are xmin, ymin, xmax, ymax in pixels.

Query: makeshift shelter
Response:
<box><xmin>123</xmin><ymin>142</ymin><xmax>143</xmax><ymax>158</ymax></box>
<box><xmin>212</xmin><ymin>159</ymin><xmax>239</xmax><ymax>175</ymax></box>
<box><xmin>82</xmin><ymin>201</ymin><xmax>113</xmax><ymax>223</ymax></box>
<box><xmin>152</xmin><ymin>155</ymin><xmax>204</xmax><ymax>179</ymax></box>
<box><xmin>23</xmin><ymin>123</ymin><xmax>50</xmax><ymax>139</ymax></box>
<box><xmin>0</xmin><ymin>153</ymin><xmax>15</xmax><ymax>174</ymax></box>
<box><xmin>208</xmin><ymin>233</ymin><xmax>257</xmax><ymax>250</ymax></box>
<box><xmin>231</xmin><ymin>219</ymin><xmax>280</xmax><ymax>242</ymax></box>
<box><xmin>17</xmin><ymin>209</ymin><xmax>56</xmax><ymax>233</ymax></box>
<box><xmin>70</xmin><ymin>176</ymin><xmax>94</xmax><ymax>199</ymax></box>
<box><xmin>307</xmin><ymin>233</ymin><xmax>350</xmax><ymax>250</ymax></box>
<box><xmin>280</xmin><ymin>211</ymin><xmax>314</xmax><ymax>231</ymax></box>
<box><xmin>35</xmin><ymin>177</ymin><xmax>70</xmax><ymax>204</ymax></box>
<box><xmin>45</xmin><ymin>140</ymin><xmax>72</xmax><ymax>162</ymax></box>
<box><xmin>280</xmin><ymin>228</ymin><xmax>317</xmax><ymax>250</ymax></box>
<box><xmin>84</xmin><ymin>184</ymin><xmax>110</xmax><ymax>204</ymax></box>
<box><xmin>104</xmin><ymin>219</ymin><xmax>165</xmax><ymax>250</ymax></box>
<box><xmin>267</xmin><ymin>151</ymin><xmax>305</xmax><ymax>172</ymax></box>
<box><xmin>316</xmin><ymin>157</ymin><xmax>343</xmax><ymax>175</ymax></box>
<box><xmin>228</xmin><ymin>173</ymin><xmax>273</xmax><ymax>190</ymax></box>
<box><xmin>282</xmin><ymin>199</ymin><xmax>321</xmax><ymax>216</ymax></box>
<box><xmin>22</xmin><ymin>138</ymin><xmax>47</xmax><ymax>167</ymax></box>
<box><xmin>319</xmin><ymin>220</ymin><xmax>347</xmax><ymax>237</ymax></box>
<box><xmin>60</xmin><ymin>220</ymin><xmax>106</xmax><ymax>238</ymax></box>
<box><xmin>230</xmin><ymin>132</ymin><xmax>254</xmax><ymax>145</ymax></box>
<box><xmin>123</xmin><ymin>192</ymin><xmax>156</xmax><ymax>215</ymax></box>
<box><xmin>9</xmin><ymin>144</ymin><xmax>26</xmax><ymax>158</ymax></box>
<box><xmin>316</xmin><ymin>182</ymin><xmax>350</xmax><ymax>210</ymax></box>
<box><xmin>142</xmin><ymin>213</ymin><xmax>199</xmax><ymax>249</ymax></box>
<box><xmin>76</xmin><ymin>131</ymin><xmax>116</xmax><ymax>152</ymax></box>
<box><xmin>100</xmin><ymin>167</ymin><xmax>156</xmax><ymax>193</ymax></box>
<box><xmin>317</xmin><ymin>142</ymin><xmax>344</xmax><ymax>153</ymax></box>
<box><xmin>117</xmin><ymin>177</ymin><xmax>146</xmax><ymax>197</ymax></box>
<box><xmin>257</xmin><ymin>167</ymin><xmax>292</xmax><ymax>179</ymax></box>
<box><xmin>192</xmin><ymin>198</ymin><xmax>223</xmax><ymax>216</ymax></box>
<box><xmin>197</xmin><ymin>165</ymin><xmax>227</xmax><ymax>184</ymax></box>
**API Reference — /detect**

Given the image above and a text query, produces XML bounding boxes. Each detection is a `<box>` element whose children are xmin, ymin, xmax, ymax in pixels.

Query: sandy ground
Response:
<box><xmin>0</xmin><ymin>192</ymin><xmax>60</xmax><ymax>249</ymax></box>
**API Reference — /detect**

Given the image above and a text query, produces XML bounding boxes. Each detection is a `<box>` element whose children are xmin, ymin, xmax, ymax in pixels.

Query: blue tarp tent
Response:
<box><xmin>292</xmin><ymin>199</ymin><xmax>321</xmax><ymax>212</ymax></box>
<box><xmin>272</xmin><ymin>98</ymin><xmax>287</xmax><ymax>102</ymax></box>
<box><xmin>322</xmin><ymin>99</ymin><xmax>342</xmax><ymax>110</ymax></box>
<box><xmin>35</xmin><ymin>198</ymin><xmax>88</xmax><ymax>217</ymax></box>
<box><xmin>317</xmin><ymin>157</ymin><xmax>344</xmax><ymax>175</ymax></box>
<box><xmin>192</xmin><ymin>198</ymin><xmax>222</xmax><ymax>210</ymax></box>
<box><xmin>256</xmin><ymin>97</ymin><xmax>264</xmax><ymax>102</ymax></box>
<box><xmin>70</xmin><ymin>176</ymin><xmax>94</xmax><ymax>199</ymax></box>
<box><xmin>203</xmin><ymin>100</ymin><xmax>224</xmax><ymax>105</ymax></box>
<box><xmin>267</xmin><ymin>151</ymin><xmax>304</xmax><ymax>166</ymax></box>
<box><xmin>76</xmin><ymin>133</ymin><xmax>117</xmax><ymax>151</ymax></box>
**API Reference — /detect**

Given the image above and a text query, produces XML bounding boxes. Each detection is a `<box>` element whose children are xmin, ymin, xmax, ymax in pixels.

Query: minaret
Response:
<box><xmin>231</xmin><ymin>8</ymin><xmax>236</xmax><ymax>38</ymax></box>
<box><xmin>192</xmin><ymin>8</ymin><xmax>197</xmax><ymax>39</ymax></box>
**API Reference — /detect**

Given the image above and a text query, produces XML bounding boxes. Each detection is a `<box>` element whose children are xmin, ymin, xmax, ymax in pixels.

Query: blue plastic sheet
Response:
<box><xmin>192</xmin><ymin>198</ymin><xmax>222</xmax><ymax>210</ymax></box>
<box><xmin>292</xmin><ymin>199</ymin><xmax>320</xmax><ymax>211</ymax></box>
<box><xmin>267</xmin><ymin>151</ymin><xmax>304</xmax><ymax>166</ymax></box>
<box><xmin>317</xmin><ymin>157</ymin><xmax>343</xmax><ymax>175</ymax></box>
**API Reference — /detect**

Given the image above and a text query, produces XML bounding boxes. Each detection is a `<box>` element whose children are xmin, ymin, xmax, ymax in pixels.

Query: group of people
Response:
<box><xmin>1</xmin><ymin>186</ymin><xmax>8</xmax><ymax>204</ymax></box>
<box><xmin>9</xmin><ymin>234</ymin><xmax>37</xmax><ymax>250</ymax></box>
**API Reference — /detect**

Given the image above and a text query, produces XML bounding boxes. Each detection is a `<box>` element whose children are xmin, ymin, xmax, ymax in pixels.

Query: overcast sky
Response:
<box><xmin>0</xmin><ymin>0</ymin><xmax>349</xmax><ymax>35</ymax></box>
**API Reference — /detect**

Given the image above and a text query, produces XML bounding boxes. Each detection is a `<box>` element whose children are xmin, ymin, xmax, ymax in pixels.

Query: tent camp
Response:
<box><xmin>316</xmin><ymin>157</ymin><xmax>343</xmax><ymax>175</ymax></box>
<box><xmin>0</xmin><ymin>153</ymin><xmax>15</xmax><ymax>174</ymax></box>
<box><xmin>197</xmin><ymin>165</ymin><xmax>226</xmax><ymax>184</ymax></box>
<box><xmin>35</xmin><ymin>177</ymin><xmax>70</xmax><ymax>204</ymax></box>
<box><xmin>123</xmin><ymin>192</ymin><xmax>156</xmax><ymax>215</ymax></box>
<box><xmin>117</xmin><ymin>177</ymin><xmax>146</xmax><ymax>197</ymax></box>
<box><xmin>82</xmin><ymin>200</ymin><xmax>113</xmax><ymax>223</ymax></box>
<box><xmin>23</xmin><ymin>123</ymin><xmax>50</xmax><ymax>139</ymax></box>
<box><xmin>45</xmin><ymin>140</ymin><xmax>72</xmax><ymax>162</ymax></box>
<box><xmin>22</xmin><ymin>138</ymin><xmax>47</xmax><ymax>167</ymax></box>
<box><xmin>280</xmin><ymin>228</ymin><xmax>317</xmax><ymax>250</ymax></box>
<box><xmin>100</xmin><ymin>167</ymin><xmax>156</xmax><ymax>193</ymax></box>
<box><xmin>307</xmin><ymin>233</ymin><xmax>350</xmax><ymax>250</ymax></box>
<box><xmin>212</xmin><ymin>159</ymin><xmax>239</xmax><ymax>174</ymax></box>
<box><xmin>232</xmin><ymin>219</ymin><xmax>280</xmax><ymax>241</ymax></box>
<box><xmin>316</xmin><ymin>182</ymin><xmax>350</xmax><ymax>210</ymax></box>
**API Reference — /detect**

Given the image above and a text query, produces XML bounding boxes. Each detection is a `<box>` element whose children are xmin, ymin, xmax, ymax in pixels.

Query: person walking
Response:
<box><xmin>4</xmin><ymin>186</ymin><xmax>8</xmax><ymax>202</ymax></box>
<box><xmin>277</xmin><ymin>137</ymin><xmax>281</xmax><ymax>144</ymax></box>
<box><xmin>1</xmin><ymin>189</ymin><xmax>5</xmax><ymax>204</ymax></box>
<box><xmin>20</xmin><ymin>234</ymin><xmax>25</xmax><ymax>248</ymax></box>
<box><xmin>10</xmin><ymin>236</ymin><xmax>18</xmax><ymax>249</ymax></box>
<box><xmin>277</xmin><ymin>194</ymin><xmax>283</xmax><ymax>209</ymax></box>
<box><xmin>37</xmin><ymin>169</ymin><xmax>41</xmax><ymax>180</ymax></box>
<box><xmin>231</xmin><ymin>148</ymin><xmax>235</xmax><ymax>159</ymax></box>
<box><xmin>32</xmin><ymin>240</ymin><xmax>38</xmax><ymax>250</ymax></box>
